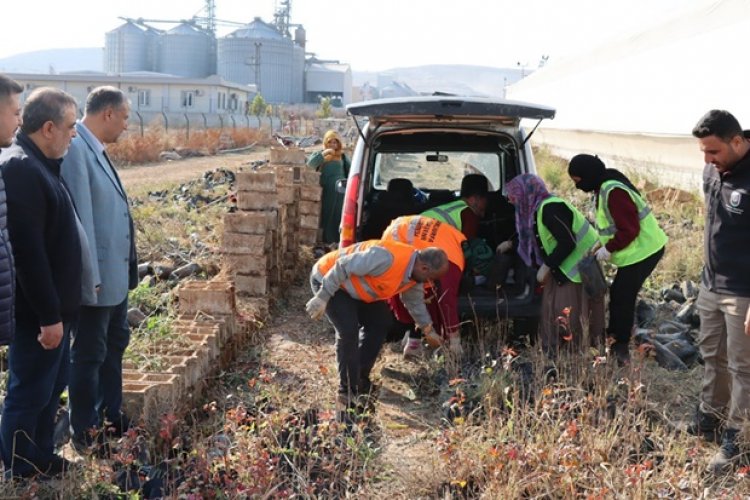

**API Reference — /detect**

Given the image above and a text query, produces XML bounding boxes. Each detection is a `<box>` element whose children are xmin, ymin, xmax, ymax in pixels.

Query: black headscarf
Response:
<box><xmin>567</xmin><ymin>154</ymin><xmax>640</xmax><ymax>194</ymax></box>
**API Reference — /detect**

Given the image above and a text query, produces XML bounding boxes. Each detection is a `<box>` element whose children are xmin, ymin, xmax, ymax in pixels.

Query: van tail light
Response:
<box><xmin>534</xmin><ymin>283</ymin><xmax>544</xmax><ymax>295</ymax></box>
<box><xmin>339</xmin><ymin>173</ymin><xmax>360</xmax><ymax>248</ymax></box>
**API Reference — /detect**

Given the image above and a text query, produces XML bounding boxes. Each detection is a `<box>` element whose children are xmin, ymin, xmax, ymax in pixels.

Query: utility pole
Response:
<box><xmin>254</xmin><ymin>42</ymin><xmax>262</xmax><ymax>94</ymax></box>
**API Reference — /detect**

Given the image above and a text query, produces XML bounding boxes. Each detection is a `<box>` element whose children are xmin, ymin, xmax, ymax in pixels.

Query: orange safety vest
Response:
<box><xmin>383</xmin><ymin>215</ymin><xmax>466</xmax><ymax>271</ymax></box>
<box><xmin>315</xmin><ymin>239</ymin><xmax>418</xmax><ymax>302</ymax></box>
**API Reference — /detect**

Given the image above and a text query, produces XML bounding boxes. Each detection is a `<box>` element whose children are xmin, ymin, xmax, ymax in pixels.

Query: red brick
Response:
<box><xmin>299</xmin><ymin>214</ymin><xmax>319</xmax><ymax>230</ymax></box>
<box><xmin>235</xmin><ymin>274</ymin><xmax>268</xmax><ymax>297</ymax></box>
<box><xmin>299</xmin><ymin>200</ymin><xmax>319</xmax><ymax>216</ymax></box>
<box><xmin>299</xmin><ymin>227</ymin><xmax>318</xmax><ymax>245</ymax></box>
<box><xmin>269</xmin><ymin>147</ymin><xmax>306</xmax><ymax>165</ymax></box>
<box><xmin>299</xmin><ymin>185</ymin><xmax>322</xmax><ymax>201</ymax></box>
<box><xmin>235</xmin><ymin>171</ymin><xmax>276</xmax><ymax>192</ymax></box>
<box><xmin>222</xmin><ymin>232</ymin><xmax>268</xmax><ymax>254</ymax></box>
<box><xmin>277</xmin><ymin>185</ymin><xmax>295</xmax><ymax>204</ymax></box>
<box><xmin>224</xmin><ymin>254</ymin><xmax>267</xmax><ymax>275</ymax></box>
<box><xmin>237</xmin><ymin>191</ymin><xmax>278</xmax><ymax>211</ymax></box>
<box><xmin>223</xmin><ymin>212</ymin><xmax>269</xmax><ymax>235</ymax></box>
<box><xmin>178</xmin><ymin>280</ymin><xmax>236</xmax><ymax>316</ymax></box>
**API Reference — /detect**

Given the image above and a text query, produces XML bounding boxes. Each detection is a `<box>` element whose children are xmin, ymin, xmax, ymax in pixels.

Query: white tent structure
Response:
<box><xmin>507</xmin><ymin>0</ymin><xmax>750</xmax><ymax>187</ymax></box>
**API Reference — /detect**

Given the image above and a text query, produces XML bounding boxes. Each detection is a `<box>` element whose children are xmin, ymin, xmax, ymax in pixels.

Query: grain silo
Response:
<box><xmin>105</xmin><ymin>21</ymin><xmax>159</xmax><ymax>73</ymax></box>
<box><xmin>158</xmin><ymin>23</ymin><xmax>214</xmax><ymax>78</ymax></box>
<box><xmin>217</xmin><ymin>17</ymin><xmax>302</xmax><ymax>103</ymax></box>
<box><xmin>291</xmin><ymin>26</ymin><xmax>305</xmax><ymax>104</ymax></box>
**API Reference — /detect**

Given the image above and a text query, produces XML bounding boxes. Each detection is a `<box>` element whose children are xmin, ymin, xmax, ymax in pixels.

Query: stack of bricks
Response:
<box><xmin>224</xmin><ymin>146</ymin><xmax>320</xmax><ymax>301</ymax></box>
<box><xmin>265</xmin><ymin>147</ymin><xmax>320</xmax><ymax>285</ymax></box>
<box><xmin>123</xmin><ymin>279</ymin><xmax>239</xmax><ymax>426</ymax></box>
<box><xmin>124</xmin><ymin>147</ymin><xmax>324</xmax><ymax>425</ymax></box>
<box><xmin>298</xmin><ymin>170</ymin><xmax>322</xmax><ymax>246</ymax></box>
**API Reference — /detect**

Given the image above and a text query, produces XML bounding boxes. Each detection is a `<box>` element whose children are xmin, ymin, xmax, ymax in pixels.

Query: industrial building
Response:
<box><xmin>102</xmin><ymin>1</ymin><xmax>351</xmax><ymax>105</ymax></box>
<box><xmin>5</xmin><ymin>72</ymin><xmax>257</xmax><ymax>129</ymax></box>
<box><xmin>304</xmin><ymin>59</ymin><xmax>352</xmax><ymax>106</ymax></box>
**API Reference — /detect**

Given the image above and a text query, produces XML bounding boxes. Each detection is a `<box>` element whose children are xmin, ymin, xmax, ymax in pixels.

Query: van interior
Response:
<box><xmin>360</xmin><ymin>130</ymin><xmax>519</xmax><ymax>248</ymax></box>
<box><xmin>357</xmin><ymin>129</ymin><xmax>536</xmax><ymax>304</ymax></box>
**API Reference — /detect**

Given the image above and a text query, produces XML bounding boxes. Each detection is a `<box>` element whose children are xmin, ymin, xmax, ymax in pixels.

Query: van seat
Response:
<box><xmin>362</xmin><ymin>178</ymin><xmax>421</xmax><ymax>239</ymax></box>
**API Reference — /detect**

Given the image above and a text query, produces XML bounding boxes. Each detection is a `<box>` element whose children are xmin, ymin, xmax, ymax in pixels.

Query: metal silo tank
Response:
<box><xmin>158</xmin><ymin>23</ymin><xmax>214</xmax><ymax>77</ymax></box>
<box><xmin>258</xmin><ymin>39</ymin><xmax>294</xmax><ymax>103</ymax></box>
<box><xmin>217</xmin><ymin>36</ymin><xmax>254</xmax><ymax>85</ymax></box>
<box><xmin>217</xmin><ymin>18</ymin><xmax>294</xmax><ymax>103</ymax></box>
<box><xmin>104</xmin><ymin>21</ymin><xmax>151</xmax><ymax>73</ymax></box>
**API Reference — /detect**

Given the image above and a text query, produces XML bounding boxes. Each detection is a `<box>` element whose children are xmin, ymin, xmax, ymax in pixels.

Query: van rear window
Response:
<box><xmin>372</xmin><ymin>152</ymin><xmax>502</xmax><ymax>192</ymax></box>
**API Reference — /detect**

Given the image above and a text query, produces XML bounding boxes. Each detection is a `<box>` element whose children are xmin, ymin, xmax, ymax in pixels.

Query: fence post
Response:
<box><xmin>161</xmin><ymin>111</ymin><xmax>169</xmax><ymax>133</ymax></box>
<box><xmin>184</xmin><ymin>113</ymin><xmax>190</xmax><ymax>142</ymax></box>
<box><xmin>134</xmin><ymin>110</ymin><xmax>144</xmax><ymax>137</ymax></box>
<box><xmin>230</xmin><ymin>115</ymin><xmax>236</xmax><ymax>129</ymax></box>
<box><xmin>218</xmin><ymin>115</ymin><xmax>224</xmax><ymax>130</ymax></box>
<box><xmin>245</xmin><ymin>115</ymin><xmax>250</xmax><ymax>129</ymax></box>
<box><xmin>201</xmin><ymin>113</ymin><xmax>208</xmax><ymax>130</ymax></box>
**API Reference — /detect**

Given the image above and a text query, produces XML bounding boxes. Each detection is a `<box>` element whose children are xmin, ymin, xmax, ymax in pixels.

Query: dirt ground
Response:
<box><xmin>252</xmin><ymin>279</ymin><xmax>451</xmax><ymax>496</ymax></box>
<box><xmin>115</xmin><ymin>148</ymin><xmax>708</xmax><ymax>496</ymax></box>
<box><xmin>118</xmin><ymin>147</ymin><xmax>272</xmax><ymax>191</ymax></box>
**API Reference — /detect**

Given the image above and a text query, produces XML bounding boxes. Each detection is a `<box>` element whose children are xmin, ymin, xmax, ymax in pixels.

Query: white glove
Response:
<box><xmin>595</xmin><ymin>246</ymin><xmax>611</xmax><ymax>262</ymax></box>
<box><xmin>421</xmin><ymin>324</ymin><xmax>443</xmax><ymax>348</ymax></box>
<box><xmin>305</xmin><ymin>296</ymin><xmax>328</xmax><ymax>320</ymax></box>
<box><xmin>448</xmin><ymin>335</ymin><xmax>463</xmax><ymax>356</ymax></box>
<box><xmin>536</xmin><ymin>263</ymin><xmax>551</xmax><ymax>283</ymax></box>
<box><xmin>497</xmin><ymin>240</ymin><xmax>513</xmax><ymax>254</ymax></box>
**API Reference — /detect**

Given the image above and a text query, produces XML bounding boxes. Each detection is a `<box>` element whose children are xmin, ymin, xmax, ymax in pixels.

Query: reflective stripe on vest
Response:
<box><xmin>596</xmin><ymin>180</ymin><xmax>668</xmax><ymax>267</ymax></box>
<box><xmin>421</xmin><ymin>199</ymin><xmax>467</xmax><ymax>230</ymax></box>
<box><xmin>314</xmin><ymin>239</ymin><xmax>417</xmax><ymax>302</ymax></box>
<box><xmin>383</xmin><ymin>215</ymin><xmax>467</xmax><ymax>271</ymax></box>
<box><xmin>536</xmin><ymin>197</ymin><xmax>599</xmax><ymax>283</ymax></box>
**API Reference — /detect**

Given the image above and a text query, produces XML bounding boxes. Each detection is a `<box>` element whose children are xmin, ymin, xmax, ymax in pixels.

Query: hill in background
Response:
<box><xmin>0</xmin><ymin>48</ymin><xmax>103</xmax><ymax>73</ymax></box>
<box><xmin>353</xmin><ymin>64</ymin><xmax>528</xmax><ymax>97</ymax></box>
<box><xmin>0</xmin><ymin>49</ymin><xmax>526</xmax><ymax>98</ymax></box>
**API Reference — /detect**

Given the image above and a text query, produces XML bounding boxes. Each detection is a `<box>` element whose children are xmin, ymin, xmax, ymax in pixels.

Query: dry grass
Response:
<box><xmin>0</xmin><ymin>145</ymin><xmax>726</xmax><ymax>498</ymax></box>
<box><xmin>108</xmin><ymin>127</ymin><xmax>271</xmax><ymax>165</ymax></box>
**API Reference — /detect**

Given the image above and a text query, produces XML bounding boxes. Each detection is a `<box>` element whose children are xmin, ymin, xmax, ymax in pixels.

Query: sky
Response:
<box><xmin>0</xmin><ymin>0</ymin><xmax>695</xmax><ymax>72</ymax></box>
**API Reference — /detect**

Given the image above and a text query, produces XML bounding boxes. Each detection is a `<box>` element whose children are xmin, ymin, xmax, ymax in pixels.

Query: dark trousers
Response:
<box><xmin>0</xmin><ymin>320</ymin><xmax>72</xmax><ymax>476</ymax></box>
<box><xmin>608</xmin><ymin>247</ymin><xmax>664</xmax><ymax>344</ymax></box>
<box><xmin>324</xmin><ymin>290</ymin><xmax>393</xmax><ymax>399</ymax></box>
<box><xmin>69</xmin><ymin>299</ymin><xmax>130</xmax><ymax>439</ymax></box>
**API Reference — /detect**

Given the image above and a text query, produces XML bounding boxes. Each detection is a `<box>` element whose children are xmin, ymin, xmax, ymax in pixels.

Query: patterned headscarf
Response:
<box><xmin>505</xmin><ymin>173</ymin><xmax>551</xmax><ymax>267</ymax></box>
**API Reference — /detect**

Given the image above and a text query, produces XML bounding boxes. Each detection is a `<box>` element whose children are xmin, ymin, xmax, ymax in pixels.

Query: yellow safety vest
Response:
<box><xmin>596</xmin><ymin>180</ymin><xmax>667</xmax><ymax>267</ymax></box>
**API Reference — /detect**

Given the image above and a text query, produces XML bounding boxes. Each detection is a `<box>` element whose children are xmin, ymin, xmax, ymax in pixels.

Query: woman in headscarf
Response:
<box><xmin>307</xmin><ymin>130</ymin><xmax>351</xmax><ymax>244</ymax></box>
<box><xmin>503</xmin><ymin>173</ymin><xmax>604</xmax><ymax>360</ymax></box>
<box><xmin>568</xmin><ymin>154</ymin><xmax>667</xmax><ymax>365</ymax></box>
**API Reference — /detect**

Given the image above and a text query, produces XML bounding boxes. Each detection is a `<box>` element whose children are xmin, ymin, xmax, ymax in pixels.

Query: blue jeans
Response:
<box><xmin>69</xmin><ymin>299</ymin><xmax>130</xmax><ymax>440</ymax></box>
<box><xmin>0</xmin><ymin>320</ymin><xmax>72</xmax><ymax>476</ymax></box>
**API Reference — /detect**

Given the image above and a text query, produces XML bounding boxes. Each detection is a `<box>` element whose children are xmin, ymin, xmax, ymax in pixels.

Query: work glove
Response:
<box><xmin>595</xmin><ymin>246</ymin><xmax>611</xmax><ymax>262</ymax></box>
<box><xmin>497</xmin><ymin>240</ymin><xmax>513</xmax><ymax>254</ymax></box>
<box><xmin>448</xmin><ymin>335</ymin><xmax>463</xmax><ymax>356</ymax></box>
<box><xmin>536</xmin><ymin>263</ymin><xmax>551</xmax><ymax>284</ymax></box>
<box><xmin>305</xmin><ymin>295</ymin><xmax>328</xmax><ymax>320</ymax></box>
<box><xmin>421</xmin><ymin>324</ymin><xmax>443</xmax><ymax>348</ymax></box>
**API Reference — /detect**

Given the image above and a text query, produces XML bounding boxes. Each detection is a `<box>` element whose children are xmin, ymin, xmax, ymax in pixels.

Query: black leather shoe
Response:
<box><xmin>45</xmin><ymin>455</ymin><xmax>78</xmax><ymax>477</ymax></box>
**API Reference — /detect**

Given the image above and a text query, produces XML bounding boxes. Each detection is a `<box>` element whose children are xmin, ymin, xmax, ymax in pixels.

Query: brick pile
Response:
<box><xmin>122</xmin><ymin>147</ymin><xmax>323</xmax><ymax>425</ymax></box>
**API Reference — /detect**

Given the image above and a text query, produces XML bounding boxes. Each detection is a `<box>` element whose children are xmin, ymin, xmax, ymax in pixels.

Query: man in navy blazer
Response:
<box><xmin>62</xmin><ymin>86</ymin><xmax>137</xmax><ymax>452</ymax></box>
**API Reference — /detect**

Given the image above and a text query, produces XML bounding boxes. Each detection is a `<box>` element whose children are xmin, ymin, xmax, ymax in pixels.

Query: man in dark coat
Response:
<box><xmin>0</xmin><ymin>74</ymin><xmax>22</xmax><ymax>345</ymax></box>
<box><xmin>0</xmin><ymin>87</ymin><xmax>83</xmax><ymax>479</ymax></box>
